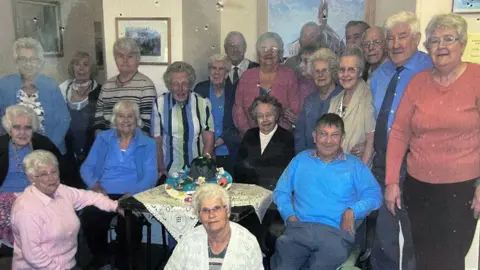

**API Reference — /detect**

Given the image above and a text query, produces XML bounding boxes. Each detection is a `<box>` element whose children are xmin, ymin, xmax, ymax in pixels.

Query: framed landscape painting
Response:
<box><xmin>453</xmin><ymin>0</ymin><xmax>480</xmax><ymax>13</ymax></box>
<box><xmin>116</xmin><ymin>17</ymin><xmax>171</xmax><ymax>65</ymax></box>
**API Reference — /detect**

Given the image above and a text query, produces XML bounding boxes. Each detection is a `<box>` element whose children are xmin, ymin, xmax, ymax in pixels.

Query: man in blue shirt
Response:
<box><xmin>369</xmin><ymin>12</ymin><xmax>433</xmax><ymax>270</ymax></box>
<box><xmin>271</xmin><ymin>113</ymin><xmax>382</xmax><ymax>270</ymax></box>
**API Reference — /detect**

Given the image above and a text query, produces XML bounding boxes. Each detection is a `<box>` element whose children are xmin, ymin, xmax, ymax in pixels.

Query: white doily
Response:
<box><xmin>134</xmin><ymin>184</ymin><xmax>273</xmax><ymax>241</ymax></box>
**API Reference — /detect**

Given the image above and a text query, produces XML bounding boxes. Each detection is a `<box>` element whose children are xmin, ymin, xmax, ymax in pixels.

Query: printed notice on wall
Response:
<box><xmin>463</xmin><ymin>34</ymin><xmax>480</xmax><ymax>64</ymax></box>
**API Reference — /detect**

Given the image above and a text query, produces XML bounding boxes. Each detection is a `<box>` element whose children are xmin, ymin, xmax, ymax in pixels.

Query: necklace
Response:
<box><xmin>72</xmin><ymin>80</ymin><xmax>92</xmax><ymax>91</ymax></box>
<box><xmin>116</xmin><ymin>71</ymin><xmax>138</xmax><ymax>87</ymax></box>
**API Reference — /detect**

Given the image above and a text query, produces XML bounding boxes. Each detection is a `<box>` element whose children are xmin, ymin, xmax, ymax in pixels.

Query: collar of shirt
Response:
<box><xmin>229</xmin><ymin>59</ymin><xmax>250</xmax><ymax>79</ymax></box>
<box><xmin>309</xmin><ymin>148</ymin><xmax>347</xmax><ymax>162</ymax></box>
<box><xmin>259</xmin><ymin>124</ymin><xmax>278</xmax><ymax>138</ymax></box>
<box><xmin>168</xmin><ymin>91</ymin><xmax>191</xmax><ymax>109</ymax></box>
<box><xmin>31</xmin><ymin>184</ymin><xmax>58</xmax><ymax>206</ymax></box>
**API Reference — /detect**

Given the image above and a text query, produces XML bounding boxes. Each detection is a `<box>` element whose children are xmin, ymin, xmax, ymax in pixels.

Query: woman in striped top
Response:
<box><xmin>93</xmin><ymin>37</ymin><xmax>157</xmax><ymax>135</ymax></box>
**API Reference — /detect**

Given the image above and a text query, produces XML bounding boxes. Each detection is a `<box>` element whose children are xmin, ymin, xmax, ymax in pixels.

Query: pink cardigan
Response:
<box><xmin>233</xmin><ymin>65</ymin><xmax>299</xmax><ymax>133</ymax></box>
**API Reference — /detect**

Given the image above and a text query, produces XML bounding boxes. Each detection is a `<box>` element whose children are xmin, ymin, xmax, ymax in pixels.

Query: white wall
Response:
<box><xmin>374</xmin><ymin>0</ymin><xmax>417</xmax><ymax>26</ymax></box>
<box><xmin>102</xmin><ymin>0</ymin><xmax>183</xmax><ymax>95</ymax></box>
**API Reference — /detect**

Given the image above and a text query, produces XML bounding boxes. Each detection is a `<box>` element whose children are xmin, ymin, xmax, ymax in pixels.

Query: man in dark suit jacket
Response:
<box><xmin>223</xmin><ymin>31</ymin><xmax>259</xmax><ymax>90</ymax></box>
<box><xmin>234</xmin><ymin>95</ymin><xmax>294</xmax><ymax>191</ymax></box>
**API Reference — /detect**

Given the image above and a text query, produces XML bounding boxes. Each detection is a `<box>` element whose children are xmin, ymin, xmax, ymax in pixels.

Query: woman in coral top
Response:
<box><xmin>385</xmin><ymin>13</ymin><xmax>480</xmax><ymax>270</ymax></box>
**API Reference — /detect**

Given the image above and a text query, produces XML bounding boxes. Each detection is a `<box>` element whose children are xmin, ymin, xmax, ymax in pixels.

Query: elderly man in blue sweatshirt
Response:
<box><xmin>271</xmin><ymin>113</ymin><xmax>382</xmax><ymax>270</ymax></box>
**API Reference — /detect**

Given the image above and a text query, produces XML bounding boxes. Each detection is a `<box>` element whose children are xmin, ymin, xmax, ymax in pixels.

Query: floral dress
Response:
<box><xmin>16</xmin><ymin>89</ymin><xmax>45</xmax><ymax>134</ymax></box>
<box><xmin>0</xmin><ymin>192</ymin><xmax>18</xmax><ymax>246</ymax></box>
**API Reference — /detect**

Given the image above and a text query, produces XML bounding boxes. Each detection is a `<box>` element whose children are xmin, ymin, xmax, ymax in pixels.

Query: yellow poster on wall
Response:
<box><xmin>463</xmin><ymin>34</ymin><xmax>480</xmax><ymax>64</ymax></box>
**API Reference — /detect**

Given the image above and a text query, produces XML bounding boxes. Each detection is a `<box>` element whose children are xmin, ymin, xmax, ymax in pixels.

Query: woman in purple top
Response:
<box><xmin>233</xmin><ymin>32</ymin><xmax>299</xmax><ymax>135</ymax></box>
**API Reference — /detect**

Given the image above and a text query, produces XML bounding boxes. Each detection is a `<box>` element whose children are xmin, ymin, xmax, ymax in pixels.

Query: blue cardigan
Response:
<box><xmin>194</xmin><ymin>79</ymin><xmax>240</xmax><ymax>161</ymax></box>
<box><xmin>0</xmin><ymin>73</ymin><xmax>70</xmax><ymax>154</ymax></box>
<box><xmin>80</xmin><ymin>128</ymin><xmax>158</xmax><ymax>194</ymax></box>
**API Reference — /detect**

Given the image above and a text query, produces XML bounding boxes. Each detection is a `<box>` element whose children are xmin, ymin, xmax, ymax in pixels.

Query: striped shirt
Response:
<box><xmin>93</xmin><ymin>72</ymin><xmax>157</xmax><ymax>134</ymax></box>
<box><xmin>153</xmin><ymin>92</ymin><xmax>214</xmax><ymax>173</ymax></box>
<box><xmin>208</xmin><ymin>246</ymin><xmax>227</xmax><ymax>270</ymax></box>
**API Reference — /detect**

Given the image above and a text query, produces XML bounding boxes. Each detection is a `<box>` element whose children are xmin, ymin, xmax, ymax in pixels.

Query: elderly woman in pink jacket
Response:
<box><xmin>233</xmin><ymin>32</ymin><xmax>299</xmax><ymax>135</ymax></box>
<box><xmin>11</xmin><ymin>150</ymin><xmax>124</xmax><ymax>270</ymax></box>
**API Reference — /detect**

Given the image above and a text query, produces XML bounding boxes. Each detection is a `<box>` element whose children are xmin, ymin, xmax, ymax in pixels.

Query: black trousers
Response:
<box><xmin>80</xmin><ymin>194</ymin><xmax>143</xmax><ymax>268</ymax></box>
<box><xmin>404</xmin><ymin>174</ymin><xmax>478</xmax><ymax>270</ymax></box>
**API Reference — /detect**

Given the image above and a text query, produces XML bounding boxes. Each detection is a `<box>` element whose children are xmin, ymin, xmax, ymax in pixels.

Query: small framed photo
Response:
<box><xmin>12</xmin><ymin>0</ymin><xmax>64</xmax><ymax>57</ymax></box>
<box><xmin>452</xmin><ymin>0</ymin><xmax>480</xmax><ymax>13</ymax></box>
<box><xmin>116</xmin><ymin>17</ymin><xmax>171</xmax><ymax>65</ymax></box>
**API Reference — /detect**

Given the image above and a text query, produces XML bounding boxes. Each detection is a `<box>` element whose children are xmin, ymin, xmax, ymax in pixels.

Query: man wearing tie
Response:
<box><xmin>223</xmin><ymin>31</ymin><xmax>259</xmax><ymax>89</ymax></box>
<box><xmin>369</xmin><ymin>12</ymin><xmax>432</xmax><ymax>270</ymax></box>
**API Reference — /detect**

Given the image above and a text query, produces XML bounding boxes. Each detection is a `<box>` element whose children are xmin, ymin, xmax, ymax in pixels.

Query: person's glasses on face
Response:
<box><xmin>256</xmin><ymin>112</ymin><xmax>274</xmax><ymax>121</ymax></box>
<box><xmin>200</xmin><ymin>205</ymin><xmax>227</xmax><ymax>215</ymax></box>
<box><xmin>338</xmin><ymin>67</ymin><xmax>359</xmax><ymax>75</ymax></box>
<box><xmin>314</xmin><ymin>68</ymin><xmax>331</xmax><ymax>76</ymax></box>
<box><xmin>260</xmin><ymin>46</ymin><xmax>279</xmax><ymax>55</ymax></box>
<box><xmin>361</xmin><ymin>39</ymin><xmax>384</xmax><ymax>49</ymax></box>
<box><xmin>426</xmin><ymin>35</ymin><xmax>460</xmax><ymax>49</ymax></box>
<box><xmin>225</xmin><ymin>44</ymin><xmax>245</xmax><ymax>51</ymax></box>
<box><xmin>34</xmin><ymin>169</ymin><xmax>59</xmax><ymax>180</ymax></box>
<box><xmin>12</xmin><ymin>125</ymin><xmax>33</xmax><ymax>132</ymax></box>
<box><xmin>172</xmin><ymin>82</ymin><xmax>189</xmax><ymax>90</ymax></box>
<box><xmin>16</xmin><ymin>57</ymin><xmax>40</xmax><ymax>65</ymax></box>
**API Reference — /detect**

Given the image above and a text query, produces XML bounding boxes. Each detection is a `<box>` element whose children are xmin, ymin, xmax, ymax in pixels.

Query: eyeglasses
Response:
<box><xmin>12</xmin><ymin>125</ymin><xmax>33</xmax><ymax>132</ymax></box>
<box><xmin>199</xmin><ymin>205</ymin><xmax>227</xmax><ymax>215</ymax></box>
<box><xmin>34</xmin><ymin>169</ymin><xmax>59</xmax><ymax>179</ymax></box>
<box><xmin>16</xmin><ymin>57</ymin><xmax>41</xmax><ymax>65</ymax></box>
<box><xmin>338</xmin><ymin>67</ymin><xmax>359</xmax><ymax>74</ymax></box>
<box><xmin>259</xmin><ymin>46</ymin><xmax>279</xmax><ymax>54</ymax></box>
<box><xmin>426</xmin><ymin>35</ymin><xmax>460</xmax><ymax>48</ymax></box>
<box><xmin>314</xmin><ymin>68</ymin><xmax>331</xmax><ymax>76</ymax></box>
<box><xmin>361</xmin><ymin>39</ymin><xmax>384</xmax><ymax>48</ymax></box>
<box><xmin>225</xmin><ymin>44</ymin><xmax>245</xmax><ymax>50</ymax></box>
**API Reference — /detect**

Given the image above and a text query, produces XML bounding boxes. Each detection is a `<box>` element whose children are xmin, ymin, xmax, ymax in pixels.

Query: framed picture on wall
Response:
<box><xmin>116</xmin><ymin>17</ymin><xmax>171</xmax><ymax>65</ymax></box>
<box><xmin>453</xmin><ymin>0</ymin><xmax>480</xmax><ymax>13</ymax></box>
<box><xmin>12</xmin><ymin>0</ymin><xmax>64</xmax><ymax>57</ymax></box>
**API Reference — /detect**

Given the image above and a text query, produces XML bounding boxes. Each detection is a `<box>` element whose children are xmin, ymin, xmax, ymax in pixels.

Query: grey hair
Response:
<box><xmin>163</xmin><ymin>61</ymin><xmax>197</xmax><ymax>90</ymax></box>
<box><xmin>110</xmin><ymin>101</ymin><xmax>142</xmax><ymax>128</ymax></box>
<box><xmin>208</xmin><ymin>54</ymin><xmax>232</xmax><ymax>73</ymax></box>
<box><xmin>223</xmin><ymin>31</ymin><xmax>247</xmax><ymax>48</ymax></box>
<box><xmin>309</xmin><ymin>48</ymin><xmax>339</xmax><ymax>80</ymax></box>
<box><xmin>13</xmin><ymin>37</ymin><xmax>44</xmax><ymax>64</ymax></box>
<box><xmin>23</xmin><ymin>150</ymin><xmax>59</xmax><ymax>178</ymax></box>
<box><xmin>345</xmin><ymin>21</ymin><xmax>370</xmax><ymax>31</ymax></box>
<box><xmin>300</xmin><ymin>22</ymin><xmax>320</xmax><ymax>38</ymax></box>
<box><xmin>248</xmin><ymin>95</ymin><xmax>283</xmax><ymax>123</ymax></box>
<box><xmin>340</xmin><ymin>45</ymin><xmax>366</xmax><ymax>74</ymax></box>
<box><xmin>256</xmin><ymin>32</ymin><xmax>284</xmax><ymax>61</ymax></box>
<box><xmin>384</xmin><ymin>11</ymin><xmax>420</xmax><ymax>35</ymax></box>
<box><xmin>425</xmin><ymin>13</ymin><xmax>468</xmax><ymax>46</ymax></box>
<box><xmin>192</xmin><ymin>184</ymin><xmax>231</xmax><ymax>219</ymax></box>
<box><xmin>113</xmin><ymin>37</ymin><xmax>141</xmax><ymax>62</ymax></box>
<box><xmin>2</xmin><ymin>104</ymin><xmax>39</xmax><ymax>134</ymax></box>
<box><xmin>362</xmin><ymin>26</ymin><xmax>386</xmax><ymax>41</ymax></box>
<box><xmin>68</xmin><ymin>51</ymin><xmax>97</xmax><ymax>79</ymax></box>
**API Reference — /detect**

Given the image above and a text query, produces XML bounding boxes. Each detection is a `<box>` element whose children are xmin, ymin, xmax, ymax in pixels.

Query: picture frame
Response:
<box><xmin>452</xmin><ymin>0</ymin><xmax>480</xmax><ymax>14</ymax></box>
<box><xmin>116</xmin><ymin>17</ymin><xmax>171</xmax><ymax>66</ymax></box>
<box><xmin>12</xmin><ymin>0</ymin><xmax>64</xmax><ymax>57</ymax></box>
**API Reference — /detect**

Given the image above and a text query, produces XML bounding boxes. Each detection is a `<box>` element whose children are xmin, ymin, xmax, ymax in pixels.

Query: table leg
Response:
<box><xmin>125</xmin><ymin>209</ymin><xmax>134</xmax><ymax>270</ymax></box>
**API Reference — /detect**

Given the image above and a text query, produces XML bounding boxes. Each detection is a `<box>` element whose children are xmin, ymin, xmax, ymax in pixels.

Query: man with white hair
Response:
<box><xmin>223</xmin><ymin>31</ymin><xmax>259</xmax><ymax>89</ymax></box>
<box><xmin>361</xmin><ymin>26</ymin><xmax>388</xmax><ymax>82</ymax></box>
<box><xmin>369</xmin><ymin>12</ymin><xmax>433</xmax><ymax>270</ymax></box>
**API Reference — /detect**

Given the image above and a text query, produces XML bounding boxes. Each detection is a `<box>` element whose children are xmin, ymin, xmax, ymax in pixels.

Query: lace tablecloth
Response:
<box><xmin>134</xmin><ymin>183</ymin><xmax>273</xmax><ymax>241</ymax></box>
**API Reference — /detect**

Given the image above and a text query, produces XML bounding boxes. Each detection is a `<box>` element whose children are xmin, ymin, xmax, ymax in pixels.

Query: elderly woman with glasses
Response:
<box><xmin>60</xmin><ymin>51</ymin><xmax>102</xmax><ymax>163</ymax></box>
<box><xmin>11</xmin><ymin>150</ymin><xmax>123</xmax><ymax>270</ymax></box>
<box><xmin>328</xmin><ymin>46</ymin><xmax>375</xmax><ymax>165</ymax></box>
<box><xmin>0</xmin><ymin>105</ymin><xmax>67</xmax><ymax>247</ymax></box>
<box><xmin>385</xmin><ymin>14</ymin><xmax>480</xmax><ymax>270</ymax></box>
<box><xmin>294</xmin><ymin>48</ymin><xmax>343</xmax><ymax>153</ymax></box>
<box><xmin>233</xmin><ymin>32</ymin><xmax>299</xmax><ymax>136</ymax></box>
<box><xmin>0</xmin><ymin>38</ymin><xmax>70</xmax><ymax>154</ymax></box>
<box><xmin>81</xmin><ymin>100</ymin><xmax>157</xmax><ymax>268</ymax></box>
<box><xmin>93</xmin><ymin>37</ymin><xmax>157</xmax><ymax>135</ymax></box>
<box><xmin>194</xmin><ymin>54</ymin><xmax>240</xmax><ymax>173</ymax></box>
<box><xmin>165</xmin><ymin>184</ymin><xmax>262</xmax><ymax>270</ymax></box>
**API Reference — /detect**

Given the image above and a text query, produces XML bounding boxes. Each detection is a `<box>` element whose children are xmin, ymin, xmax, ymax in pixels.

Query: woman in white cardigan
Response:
<box><xmin>165</xmin><ymin>184</ymin><xmax>263</xmax><ymax>270</ymax></box>
<box><xmin>328</xmin><ymin>46</ymin><xmax>375</xmax><ymax>165</ymax></box>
